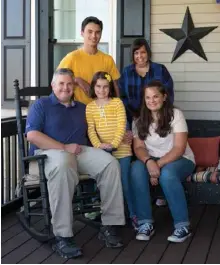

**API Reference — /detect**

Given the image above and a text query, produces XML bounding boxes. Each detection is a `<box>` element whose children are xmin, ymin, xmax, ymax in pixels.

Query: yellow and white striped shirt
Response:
<box><xmin>86</xmin><ymin>98</ymin><xmax>132</xmax><ymax>159</ymax></box>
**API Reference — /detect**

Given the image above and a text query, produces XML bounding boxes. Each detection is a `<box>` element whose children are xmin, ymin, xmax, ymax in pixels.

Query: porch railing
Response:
<box><xmin>1</xmin><ymin>117</ymin><xmax>27</xmax><ymax>212</ymax></box>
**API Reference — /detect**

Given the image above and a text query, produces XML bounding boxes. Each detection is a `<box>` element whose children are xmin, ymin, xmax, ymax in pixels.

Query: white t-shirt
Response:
<box><xmin>132</xmin><ymin>108</ymin><xmax>195</xmax><ymax>163</ymax></box>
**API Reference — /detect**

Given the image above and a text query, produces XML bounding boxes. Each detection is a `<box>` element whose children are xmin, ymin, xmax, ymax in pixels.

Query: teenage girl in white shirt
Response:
<box><xmin>130</xmin><ymin>80</ymin><xmax>195</xmax><ymax>243</ymax></box>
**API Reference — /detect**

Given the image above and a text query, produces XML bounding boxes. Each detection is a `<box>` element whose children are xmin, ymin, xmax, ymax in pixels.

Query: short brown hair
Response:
<box><xmin>81</xmin><ymin>16</ymin><xmax>103</xmax><ymax>32</ymax></box>
<box><xmin>131</xmin><ymin>38</ymin><xmax>151</xmax><ymax>63</ymax></box>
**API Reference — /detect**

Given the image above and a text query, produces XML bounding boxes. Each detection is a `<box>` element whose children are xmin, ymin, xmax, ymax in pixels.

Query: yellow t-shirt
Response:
<box><xmin>57</xmin><ymin>48</ymin><xmax>120</xmax><ymax>105</ymax></box>
<box><xmin>86</xmin><ymin>98</ymin><xmax>132</xmax><ymax>159</ymax></box>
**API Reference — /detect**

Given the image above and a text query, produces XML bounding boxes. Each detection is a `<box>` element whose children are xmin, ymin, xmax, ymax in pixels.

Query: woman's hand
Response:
<box><xmin>146</xmin><ymin>160</ymin><xmax>160</xmax><ymax>179</ymax></box>
<box><xmin>150</xmin><ymin>177</ymin><xmax>159</xmax><ymax>186</ymax></box>
<box><xmin>147</xmin><ymin>160</ymin><xmax>160</xmax><ymax>186</ymax></box>
<box><xmin>156</xmin><ymin>159</ymin><xmax>163</xmax><ymax>168</ymax></box>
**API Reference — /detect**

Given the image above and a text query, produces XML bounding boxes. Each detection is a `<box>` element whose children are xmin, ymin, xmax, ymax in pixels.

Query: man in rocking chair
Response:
<box><xmin>25</xmin><ymin>68</ymin><xmax>125</xmax><ymax>259</ymax></box>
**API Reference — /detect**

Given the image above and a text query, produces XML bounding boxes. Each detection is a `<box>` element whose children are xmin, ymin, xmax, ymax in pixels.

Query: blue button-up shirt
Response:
<box><xmin>118</xmin><ymin>61</ymin><xmax>174</xmax><ymax>127</ymax></box>
<box><xmin>25</xmin><ymin>93</ymin><xmax>88</xmax><ymax>155</ymax></box>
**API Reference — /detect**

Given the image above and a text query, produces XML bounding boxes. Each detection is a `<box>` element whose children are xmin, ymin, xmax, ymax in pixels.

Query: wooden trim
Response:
<box><xmin>145</xmin><ymin>0</ymin><xmax>151</xmax><ymax>46</ymax></box>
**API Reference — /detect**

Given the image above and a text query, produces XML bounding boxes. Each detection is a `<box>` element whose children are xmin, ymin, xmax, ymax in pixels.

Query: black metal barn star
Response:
<box><xmin>159</xmin><ymin>7</ymin><xmax>218</xmax><ymax>63</ymax></box>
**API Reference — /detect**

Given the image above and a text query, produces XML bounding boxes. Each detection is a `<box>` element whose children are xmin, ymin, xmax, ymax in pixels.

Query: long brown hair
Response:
<box><xmin>136</xmin><ymin>80</ymin><xmax>174</xmax><ymax>139</ymax></box>
<box><xmin>89</xmin><ymin>71</ymin><xmax>116</xmax><ymax>98</ymax></box>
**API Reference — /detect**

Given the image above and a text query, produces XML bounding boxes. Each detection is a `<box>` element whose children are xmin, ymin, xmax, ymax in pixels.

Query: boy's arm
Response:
<box><xmin>58</xmin><ymin>54</ymin><xmax>90</xmax><ymax>95</ymax></box>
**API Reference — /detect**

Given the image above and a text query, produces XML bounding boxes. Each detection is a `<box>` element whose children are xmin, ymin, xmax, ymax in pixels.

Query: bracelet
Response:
<box><xmin>144</xmin><ymin>157</ymin><xmax>153</xmax><ymax>165</ymax></box>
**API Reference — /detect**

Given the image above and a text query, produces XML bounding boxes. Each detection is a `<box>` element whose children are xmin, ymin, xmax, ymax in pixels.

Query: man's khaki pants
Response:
<box><xmin>34</xmin><ymin>146</ymin><xmax>125</xmax><ymax>237</ymax></box>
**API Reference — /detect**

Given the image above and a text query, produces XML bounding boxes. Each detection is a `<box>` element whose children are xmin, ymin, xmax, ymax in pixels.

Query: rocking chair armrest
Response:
<box><xmin>22</xmin><ymin>154</ymin><xmax>47</xmax><ymax>162</ymax></box>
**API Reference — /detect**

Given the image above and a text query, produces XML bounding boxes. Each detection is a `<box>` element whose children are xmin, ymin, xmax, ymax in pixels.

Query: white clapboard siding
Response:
<box><xmin>175</xmin><ymin>91</ymin><xmax>220</xmax><ymax>101</ymax></box>
<box><xmin>151</xmin><ymin>23</ymin><xmax>220</xmax><ymax>33</ymax></box>
<box><xmin>152</xmin><ymin>0</ymin><xmax>217</xmax><ymax>5</ymax></box>
<box><xmin>171</xmin><ymin>72</ymin><xmax>220</xmax><ymax>82</ymax></box>
<box><xmin>152</xmin><ymin>4</ymin><xmax>220</xmax><ymax>14</ymax></box>
<box><xmin>152</xmin><ymin>14</ymin><xmax>220</xmax><ymax>25</ymax></box>
<box><xmin>185</xmin><ymin>63</ymin><xmax>220</xmax><ymax>72</ymax></box>
<box><xmin>183</xmin><ymin>111</ymin><xmax>220</xmax><ymax>120</ymax></box>
<box><xmin>165</xmin><ymin>63</ymin><xmax>220</xmax><ymax>72</ymax></box>
<box><xmin>175</xmin><ymin>101</ymin><xmax>220</xmax><ymax>111</ymax></box>
<box><xmin>153</xmin><ymin>52</ymin><xmax>220</xmax><ymax>63</ymax></box>
<box><xmin>175</xmin><ymin>82</ymin><xmax>220</xmax><ymax>91</ymax></box>
<box><xmin>152</xmin><ymin>43</ymin><xmax>220</xmax><ymax>53</ymax></box>
<box><xmin>151</xmin><ymin>0</ymin><xmax>220</xmax><ymax>120</ymax></box>
<box><xmin>151</xmin><ymin>33</ymin><xmax>220</xmax><ymax>43</ymax></box>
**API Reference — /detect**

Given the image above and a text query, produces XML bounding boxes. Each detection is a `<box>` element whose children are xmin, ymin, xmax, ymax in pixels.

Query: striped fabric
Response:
<box><xmin>187</xmin><ymin>160</ymin><xmax>220</xmax><ymax>183</ymax></box>
<box><xmin>86</xmin><ymin>98</ymin><xmax>132</xmax><ymax>159</ymax></box>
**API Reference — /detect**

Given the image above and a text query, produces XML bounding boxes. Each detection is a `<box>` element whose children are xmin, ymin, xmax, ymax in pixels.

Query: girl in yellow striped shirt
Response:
<box><xmin>86</xmin><ymin>71</ymin><xmax>134</xmax><ymax>219</ymax></box>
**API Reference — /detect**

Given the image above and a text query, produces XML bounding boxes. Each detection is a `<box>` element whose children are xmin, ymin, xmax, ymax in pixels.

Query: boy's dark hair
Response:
<box><xmin>131</xmin><ymin>38</ymin><xmax>151</xmax><ymax>63</ymax></box>
<box><xmin>81</xmin><ymin>16</ymin><xmax>103</xmax><ymax>32</ymax></box>
<box><xmin>90</xmin><ymin>71</ymin><xmax>116</xmax><ymax>99</ymax></box>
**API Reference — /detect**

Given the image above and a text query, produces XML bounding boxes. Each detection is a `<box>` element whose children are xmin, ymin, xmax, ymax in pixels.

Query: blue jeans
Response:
<box><xmin>130</xmin><ymin>157</ymin><xmax>195</xmax><ymax>229</ymax></box>
<box><xmin>118</xmin><ymin>156</ymin><xmax>134</xmax><ymax>218</ymax></box>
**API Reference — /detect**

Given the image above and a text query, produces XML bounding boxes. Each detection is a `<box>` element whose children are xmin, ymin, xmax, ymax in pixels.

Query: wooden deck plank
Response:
<box><xmin>67</xmin><ymin>232</ymin><xmax>105</xmax><ymax>264</ymax></box>
<box><xmin>1</xmin><ymin>214</ymin><xmax>42</xmax><ymax>244</ymax></box>
<box><xmin>1</xmin><ymin>230</ymin><xmax>32</xmax><ymax>257</ymax></box>
<box><xmin>18</xmin><ymin>243</ymin><xmax>53</xmax><ymax>264</ymax></box>
<box><xmin>65</xmin><ymin>225</ymin><xmax>98</xmax><ymax>264</ymax></box>
<box><xmin>113</xmin><ymin>207</ymin><xmax>165</xmax><ymax>264</ymax></box>
<box><xmin>113</xmin><ymin>236</ymin><xmax>148</xmax><ymax>264</ymax></box>
<box><xmin>1</xmin><ymin>204</ymin><xmax>219</xmax><ymax>264</ymax></box>
<box><xmin>19</xmin><ymin>221</ymin><xmax>86</xmax><ymax>264</ymax></box>
<box><xmin>159</xmin><ymin>205</ymin><xmax>205</xmax><ymax>264</ymax></box>
<box><xmin>1</xmin><ymin>218</ymin><xmax>45</xmax><ymax>258</ymax></box>
<box><xmin>206</xmin><ymin>217</ymin><xmax>220</xmax><ymax>264</ymax></box>
<box><xmin>41</xmin><ymin>220</ymin><xmax>86</xmax><ymax>264</ymax></box>
<box><xmin>1</xmin><ymin>212</ymin><xmax>19</xmax><ymax>232</ymax></box>
<box><xmin>1</xmin><ymin>238</ymin><xmax>42</xmax><ymax>264</ymax></box>
<box><xmin>183</xmin><ymin>205</ymin><xmax>220</xmax><ymax>264</ymax></box>
<box><xmin>135</xmin><ymin>207</ymin><xmax>172</xmax><ymax>264</ymax></box>
<box><xmin>1</xmin><ymin>221</ymin><xmax>25</xmax><ymax>244</ymax></box>
<box><xmin>88</xmin><ymin>226</ymin><xmax>134</xmax><ymax>264</ymax></box>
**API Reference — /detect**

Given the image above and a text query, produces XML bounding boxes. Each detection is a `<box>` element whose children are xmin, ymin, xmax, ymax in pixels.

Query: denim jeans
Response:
<box><xmin>118</xmin><ymin>156</ymin><xmax>134</xmax><ymax>218</ymax></box>
<box><xmin>130</xmin><ymin>157</ymin><xmax>195</xmax><ymax>229</ymax></box>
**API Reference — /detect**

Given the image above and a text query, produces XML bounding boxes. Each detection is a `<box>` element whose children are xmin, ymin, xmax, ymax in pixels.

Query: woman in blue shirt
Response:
<box><xmin>119</xmin><ymin>38</ymin><xmax>174</xmax><ymax>129</ymax></box>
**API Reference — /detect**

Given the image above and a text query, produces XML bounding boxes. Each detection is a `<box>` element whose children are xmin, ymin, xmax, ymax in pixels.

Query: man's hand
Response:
<box><xmin>74</xmin><ymin>77</ymin><xmax>90</xmax><ymax>95</ymax></box>
<box><xmin>146</xmin><ymin>160</ymin><xmax>160</xmax><ymax>179</ymax></box>
<box><xmin>122</xmin><ymin>130</ymin><xmax>133</xmax><ymax>145</ymax></box>
<box><xmin>99</xmin><ymin>143</ymin><xmax>113</xmax><ymax>150</ymax></box>
<box><xmin>64</xmin><ymin>144</ymin><xmax>82</xmax><ymax>155</ymax></box>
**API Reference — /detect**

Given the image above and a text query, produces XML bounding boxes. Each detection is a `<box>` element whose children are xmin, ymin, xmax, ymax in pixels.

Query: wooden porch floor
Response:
<box><xmin>1</xmin><ymin>205</ymin><xmax>220</xmax><ymax>264</ymax></box>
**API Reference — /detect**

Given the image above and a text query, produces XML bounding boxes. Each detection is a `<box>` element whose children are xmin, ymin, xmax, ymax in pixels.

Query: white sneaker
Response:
<box><xmin>136</xmin><ymin>223</ymin><xmax>155</xmax><ymax>241</ymax></box>
<box><xmin>156</xmin><ymin>198</ymin><xmax>167</xmax><ymax>207</ymax></box>
<box><xmin>167</xmin><ymin>226</ymin><xmax>191</xmax><ymax>243</ymax></box>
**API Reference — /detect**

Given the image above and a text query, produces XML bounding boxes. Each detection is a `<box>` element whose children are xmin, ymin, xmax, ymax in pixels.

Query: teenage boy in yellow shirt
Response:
<box><xmin>57</xmin><ymin>16</ymin><xmax>120</xmax><ymax>105</ymax></box>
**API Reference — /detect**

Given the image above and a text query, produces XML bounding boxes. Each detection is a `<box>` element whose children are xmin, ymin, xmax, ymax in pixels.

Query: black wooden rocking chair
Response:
<box><xmin>14</xmin><ymin>79</ymin><xmax>101</xmax><ymax>242</ymax></box>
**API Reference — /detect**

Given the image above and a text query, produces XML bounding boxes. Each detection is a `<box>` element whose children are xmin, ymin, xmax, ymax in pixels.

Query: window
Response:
<box><xmin>53</xmin><ymin>0</ymin><xmax>110</xmax><ymax>69</ymax></box>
